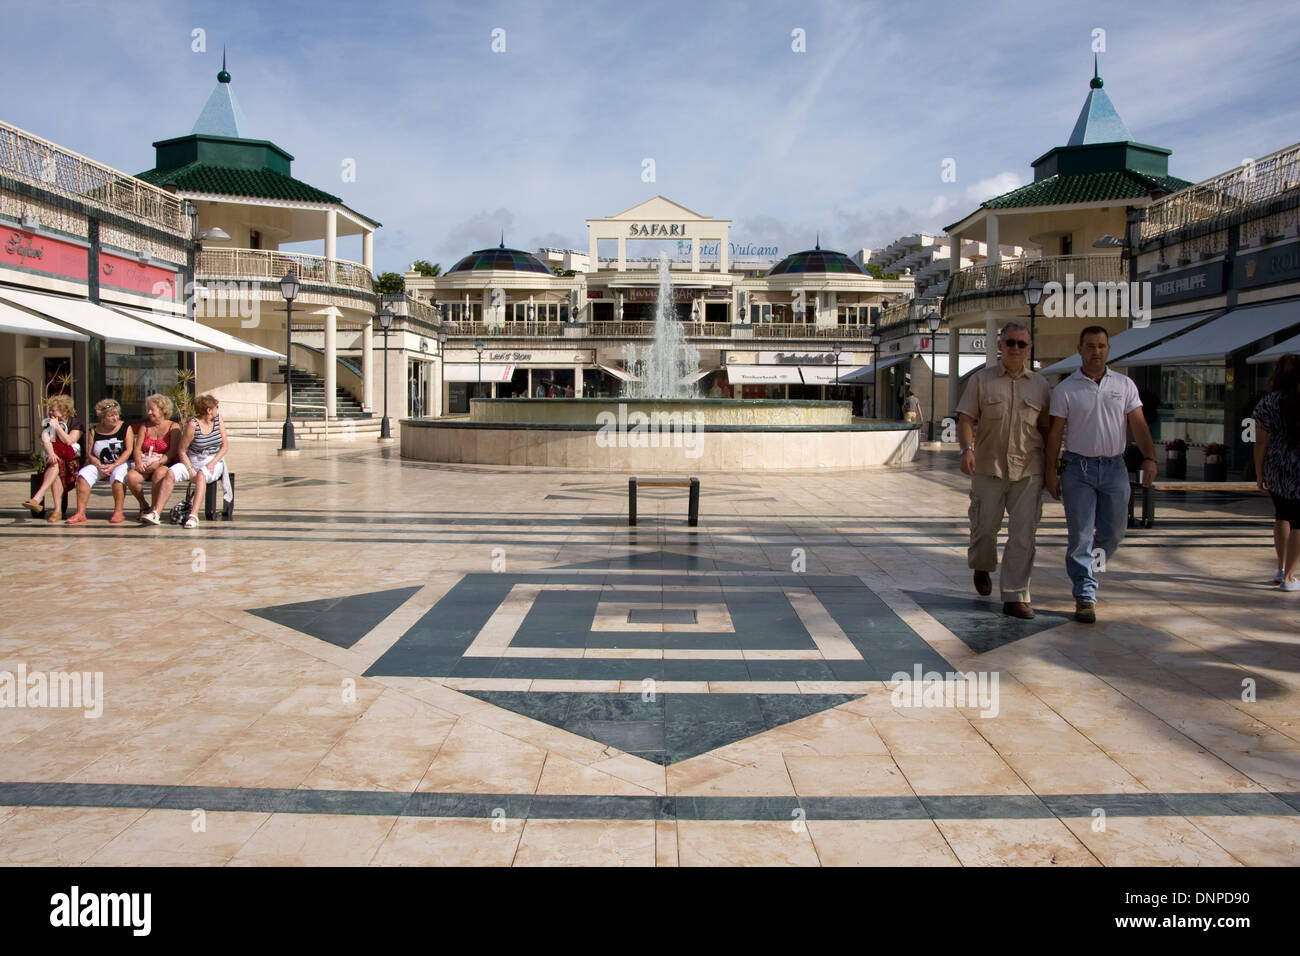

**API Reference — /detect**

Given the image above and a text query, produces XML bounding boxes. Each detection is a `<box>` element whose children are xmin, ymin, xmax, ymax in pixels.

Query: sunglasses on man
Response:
<box><xmin>1002</xmin><ymin>339</ymin><xmax>1030</xmax><ymax>349</ymax></box>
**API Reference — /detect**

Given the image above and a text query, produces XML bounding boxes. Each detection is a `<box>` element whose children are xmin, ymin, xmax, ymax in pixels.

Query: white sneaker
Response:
<box><xmin>1281</xmin><ymin>577</ymin><xmax>1300</xmax><ymax>592</ymax></box>
<box><xmin>1272</xmin><ymin>569</ymin><xmax>1285</xmax><ymax>584</ymax></box>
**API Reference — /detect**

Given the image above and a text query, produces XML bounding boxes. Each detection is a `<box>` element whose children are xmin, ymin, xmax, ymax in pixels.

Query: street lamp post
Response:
<box><xmin>378</xmin><ymin>306</ymin><xmax>394</xmax><ymax>441</ymax></box>
<box><xmin>926</xmin><ymin>309</ymin><xmax>941</xmax><ymax>441</ymax></box>
<box><xmin>832</xmin><ymin>342</ymin><xmax>842</xmax><ymax>401</ymax></box>
<box><xmin>475</xmin><ymin>339</ymin><xmax>485</xmax><ymax>400</ymax></box>
<box><xmin>279</xmin><ymin>270</ymin><xmax>299</xmax><ymax>454</ymax></box>
<box><xmin>1024</xmin><ymin>277</ymin><xmax>1044</xmax><ymax>370</ymax></box>
<box><xmin>870</xmin><ymin>329</ymin><xmax>882</xmax><ymax>420</ymax></box>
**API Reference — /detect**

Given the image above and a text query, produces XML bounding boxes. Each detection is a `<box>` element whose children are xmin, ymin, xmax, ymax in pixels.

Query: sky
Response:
<box><xmin>7</xmin><ymin>0</ymin><xmax>1300</xmax><ymax>274</ymax></box>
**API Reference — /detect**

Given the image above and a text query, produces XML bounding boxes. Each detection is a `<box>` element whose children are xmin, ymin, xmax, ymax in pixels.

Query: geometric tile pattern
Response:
<box><xmin>248</xmin><ymin>586</ymin><xmax>421</xmax><ymax>649</ymax></box>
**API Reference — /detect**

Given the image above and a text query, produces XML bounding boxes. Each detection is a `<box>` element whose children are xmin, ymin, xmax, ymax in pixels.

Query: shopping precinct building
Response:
<box><xmin>405</xmin><ymin>195</ymin><xmax>914</xmax><ymax>414</ymax></box>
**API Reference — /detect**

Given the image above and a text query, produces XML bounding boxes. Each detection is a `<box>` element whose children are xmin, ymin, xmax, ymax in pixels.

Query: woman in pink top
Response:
<box><xmin>127</xmin><ymin>393</ymin><xmax>182</xmax><ymax>523</ymax></box>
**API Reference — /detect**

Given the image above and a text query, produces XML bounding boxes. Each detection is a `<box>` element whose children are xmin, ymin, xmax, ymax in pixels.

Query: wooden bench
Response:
<box><xmin>628</xmin><ymin>476</ymin><xmax>700</xmax><ymax>527</ymax></box>
<box><xmin>1128</xmin><ymin>480</ymin><xmax>1260</xmax><ymax>528</ymax></box>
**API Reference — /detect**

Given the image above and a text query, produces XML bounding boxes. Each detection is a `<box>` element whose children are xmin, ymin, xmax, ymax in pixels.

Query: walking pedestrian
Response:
<box><xmin>1044</xmin><ymin>326</ymin><xmax>1158</xmax><ymax>622</ymax></box>
<box><xmin>1252</xmin><ymin>354</ymin><xmax>1300</xmax><ymax>590</ymax></box>
<box><xmin>956</xmin><ymin>322</ymin><xmax>1051</xmax><ymax>618</ymax></box>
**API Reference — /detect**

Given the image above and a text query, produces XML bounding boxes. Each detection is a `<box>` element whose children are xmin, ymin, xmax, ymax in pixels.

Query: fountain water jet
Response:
<box><xmin>620</xmin><ymin>252</ymin><xmax>700</xmax><ymax>398</ymax></box>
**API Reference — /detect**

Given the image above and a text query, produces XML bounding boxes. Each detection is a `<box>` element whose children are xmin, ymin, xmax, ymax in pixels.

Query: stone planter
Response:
<box><xmin>1165</xmin><ymin>447</ymin><xmax>1186</xmax><ymax>480</ymax></box>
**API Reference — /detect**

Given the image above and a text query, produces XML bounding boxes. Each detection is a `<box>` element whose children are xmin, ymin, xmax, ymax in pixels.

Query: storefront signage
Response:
<box><xmin>1150</xmin><ymin>260</ymin><xmax>1226</xmax><ymax>305</ymax></box>
<box><xmin>446</xmin><ymin>349</ymin><xmax>592</xmax><ymax>364</ymax></box>
<box><xmin>99</xmin><ymin>252</ymin><xmax>178</xmax><ymax>299</ymax></box>
<box><xmin>1236</xmin><ymin>241</ymin><xmax>1300</xmax><ymax>290</ymax></box>
<box><xmin>616</xmin><ymin>287</ymin><xmax>701</xmax><ymax>303</ymax></box>
<box><xmin>627</xmin><ymin>223</ymin><xmax>688</xmax><ymax>237</ymax></box>
<box><xmin>0</xmin><ymin>229</ymin><xmax>88</xmax><ymax>282</ymax></box>
<box><xmin>760</xmin><ymin>351</ymin><xmax>855</xmax><ymax>365</ymax></box>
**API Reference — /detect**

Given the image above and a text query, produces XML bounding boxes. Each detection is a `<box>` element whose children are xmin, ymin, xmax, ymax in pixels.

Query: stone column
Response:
<box><xmin>986</xmin><ymin>215</ymin><xmax>1000</xmax><ymax>266</ymax></box>
<box><xmin>690</xmin><ymin>237</ymin><xmax>700</xmax><ymax>272</ymax></box>
<box><xmin>362</xmin><ymin>230</ymin><xmax>373</xmax><ymax>272</ymax></box>
<box><xmin>323</xmin><ymin>307</ymin><xmax>338</xmax><ymax>418</ymax></box>
<box><xmin>985</xmin><ymin>312</ymin><xmax>999</xmax><ymax>366</ymax></box>
<box><xmin>325</xmin><ymin>209</ymin><xmax>338</xmax><ymax>284</ymax></box>
<box><xmin>719</xmin><ymin>234</ymin><xmax>730</xmax><ymax>273</ymax></box>
<box><xmin>575</xmin><ymin>365</ymin><xmax>583</xmax><ymax>397</ymax></box>
<box><xmin>362</xmin><ymin>315</ymin><xmax>374</xmax><ymax>412</ymax></box>
<box><xmin>948</xmin><ymin>320</ymin><xmax>963</xmax><ymax>416</ymax></box>
<box><xmin>617</xmin><ymin>237</ymin><xmax>627</xmax><ymax>271</ymax></box>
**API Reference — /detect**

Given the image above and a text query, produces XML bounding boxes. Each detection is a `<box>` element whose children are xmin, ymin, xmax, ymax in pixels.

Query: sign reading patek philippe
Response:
<box><xmin>1236</xmin><ymin>241</ymin><xmax>1300</xmax><ymax>290</ymax></box>
<box><xmin>1150</xmin><ymin>260</ymin><xmax>1226</xmax><ymax>305</ymax></box>
<box><xmin>1</xmin><ymin>230</ymin><xmax>88</xmax><ymax>281</ymax></box>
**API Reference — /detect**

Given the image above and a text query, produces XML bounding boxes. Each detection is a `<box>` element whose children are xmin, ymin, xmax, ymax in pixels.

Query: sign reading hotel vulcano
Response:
<box><xmin>1150</xmin><ymin>260</ymin><xmax>1225</xmax><ymax>306</ymax></box>
<box><xmin>1</xmin><ymin>229</ymin><xmax>88</xmax><ymax>281</ymax></box>
<box><xmin>627</xmin><ymin>223</ymin><xmax>689</xmax><ymax>237</ymax></box>
<box><xmin>1236</xmin><ymin>241</ymin><xmax>1300</xmax><ymax>290</ymax></box>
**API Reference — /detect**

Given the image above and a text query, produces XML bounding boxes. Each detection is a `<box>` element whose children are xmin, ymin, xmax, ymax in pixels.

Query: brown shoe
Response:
<box><xmin>973</xmin><ymin>570</ymin><xmax>992</xmax><ymax>596</ymax></box>
<box><xmin>1075</xmin><ymin>602</ymin><xmax>1096</xmax><ymax>624</ymax></box>
<box><xmin>1002</xmin><ymin>602</ymin><xmax>1035</xmax><ymax>620</ymax></box>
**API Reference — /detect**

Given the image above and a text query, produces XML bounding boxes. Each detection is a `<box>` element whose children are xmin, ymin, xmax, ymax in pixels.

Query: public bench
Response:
<box><xmin>628</xmin><ymin>476</ymin><xmax>700</xmax><ymax>527</ymax></box>
<box><xmin>1128</xmin><ymin>480</ymin><xmax>1260</xmax><ymax>529</ymax></box>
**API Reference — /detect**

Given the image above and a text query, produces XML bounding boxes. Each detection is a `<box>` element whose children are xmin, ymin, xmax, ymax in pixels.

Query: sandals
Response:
<box><xmin>22</xmin><ymin>499</ymin><xmax>42</xmax><ymax>516</ymax></box>
<box><xmin>109</xmin><ymin>513</ymin><xmax>125</xmax><ymax>524</ymax></box>
<box><xmin>46</xmin><ymin>511</ymin><xmax>62</xmax><ymax>522</ymax></box>
<box><xmin>140</xmin><ymin>511</ymin><xmax>161</xmax><ymax>526</ymax></box>
<box><xmin>183</xmin><ymin>514</ymin><xmax>199</xmax><ymax>529</ymax></box>
<box><xmin>64</xmin><ymin>514</ymin><xmax>87</xmax><ymax>525</ymax></box>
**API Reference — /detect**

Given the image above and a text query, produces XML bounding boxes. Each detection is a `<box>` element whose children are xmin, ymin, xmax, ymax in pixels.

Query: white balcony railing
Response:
<box><xmin>198</xmin><ymin>248</ymin><xmax>373</xmax><ymax>293</ymax></box>
<box><xmin>0</xmin><ymin>119</ymin><xmax>187</xmax><ymax>236</ymax></box>
<box><xmin>945</xmin><ymin>254</ymin><xmax>1126</xmax><ymax>310</ymax></box>
<box><xmin>1141</xmin><ymin>142</ymin><xmax>1300</xmax><ymax>243</ymax></box>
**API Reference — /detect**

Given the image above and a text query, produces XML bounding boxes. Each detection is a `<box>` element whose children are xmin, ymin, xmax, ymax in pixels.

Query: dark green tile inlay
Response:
<box><xmin>249</xmin><ymin>585</ymin><xmax>421</xmax><ymax>649</ymax></box>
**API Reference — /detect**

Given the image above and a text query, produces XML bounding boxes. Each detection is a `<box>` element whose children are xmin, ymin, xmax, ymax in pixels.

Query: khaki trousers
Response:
<box><xmin>968</xmin><ymin>473</ymin><xmax>1044</xmax><ymax>603</ymax></box>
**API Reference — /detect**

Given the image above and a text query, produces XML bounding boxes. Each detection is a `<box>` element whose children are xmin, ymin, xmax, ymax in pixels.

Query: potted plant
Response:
<box><xmin>1203</xmin><ymin>443</ymin><xmax>1228</xmax><ymax>482</ymax></box>
<box><xmin>1165</xmin><ymin>439</ymin><xmax>1187</xmax><ymax>480</ymax></box>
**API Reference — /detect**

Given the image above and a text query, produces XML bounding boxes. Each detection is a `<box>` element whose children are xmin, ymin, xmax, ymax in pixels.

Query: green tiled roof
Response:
<box><xmin>136</xmin><ymin>162</ymin><xmax>342</xmax><ymax>204</ymax></box>
<box><xmin>982</xmin><ymin>170</ymin><xmax>1193</xmax><ymax>210</ymax></box>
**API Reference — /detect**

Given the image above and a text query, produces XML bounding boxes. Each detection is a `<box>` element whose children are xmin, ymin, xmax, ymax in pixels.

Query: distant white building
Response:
<box><xmin>856</xmin><ymin>235</ymin><xmax>1026</xmax><ymax>298</ymax></box>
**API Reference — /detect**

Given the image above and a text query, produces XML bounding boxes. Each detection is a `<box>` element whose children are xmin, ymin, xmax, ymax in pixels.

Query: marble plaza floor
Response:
<box><xmin>1</xmin><ymin>438</ymin><xmax>1297</xmax><ymax>867</ymax></box>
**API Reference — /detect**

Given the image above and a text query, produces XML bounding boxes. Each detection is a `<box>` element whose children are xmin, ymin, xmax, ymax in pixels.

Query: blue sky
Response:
<box><xmin>7</xmin><ymin>0</ymin><xmax>1300</xmax><ymax>273</ymax></box>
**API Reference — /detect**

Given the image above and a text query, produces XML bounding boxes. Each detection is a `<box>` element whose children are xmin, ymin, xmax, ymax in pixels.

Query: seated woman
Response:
<box><xmin>23</xmin><ymin>395</ymin><xmax>83</xmax><ymax>522</ymax></box>
<box><xmin>148</xmin><ymin>394</ymin><xmax>229</xmax><ymax>529</ymax></box>
<box><xmin>67</xmin><ymin>399</ymin><xmax>134</xmax><ymax>525</ymax></box>
<box><xmin>130</xmin><ymin>394</ymin><xmax>183</xmax><ymax>524</ymax></box>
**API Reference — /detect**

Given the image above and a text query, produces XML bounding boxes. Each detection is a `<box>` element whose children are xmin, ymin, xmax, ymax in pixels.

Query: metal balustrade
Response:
<box><xmin>945</xmin><ymin>254</ymin><xmax>1126</xmax><ymax>310</ymax></box>
<box><xmin>1141</xmin><ymin>142</ymin><xmax>1300</xmax><ymax>243</ymax></box>
<box><xmin>198</xmin><ymin>248</ymin><xmax>374</xmax><ymax>292</ymax></box>
<box><xmin>0</xmin><ymin>120</ymin><xmax>187</xmax><ymax>236</ymax></box>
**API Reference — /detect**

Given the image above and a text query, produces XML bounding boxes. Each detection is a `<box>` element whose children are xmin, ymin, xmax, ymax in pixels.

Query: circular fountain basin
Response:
<box><xmin>401</xmin><ymin>398</ymin><xmax>920</xmax><ymax>471</ymax></box>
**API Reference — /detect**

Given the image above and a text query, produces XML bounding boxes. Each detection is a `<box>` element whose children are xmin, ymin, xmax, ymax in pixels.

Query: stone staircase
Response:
<box><xmin>223</xmin><ymin>368</ymin><xmax>382</xmax><ymax>441</ymax></box>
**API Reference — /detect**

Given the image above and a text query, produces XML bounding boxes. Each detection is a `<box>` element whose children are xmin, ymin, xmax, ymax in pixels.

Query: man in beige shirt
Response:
<box><xmin>955</xmin><ymin>322</ymin><xmax>1051</xmax><ymax>618</ymax></box>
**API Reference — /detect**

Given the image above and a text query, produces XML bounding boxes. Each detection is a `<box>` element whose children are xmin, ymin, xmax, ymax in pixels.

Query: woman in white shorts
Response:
<box><xmin>66</xmin><ymin>398</ymin><xmax>134</xmax><ymax>525</ymax></box>
<box><xmin>149</xmin><ymin>393</ymin><xmax>228</xmax><ymax>529</ymax></box>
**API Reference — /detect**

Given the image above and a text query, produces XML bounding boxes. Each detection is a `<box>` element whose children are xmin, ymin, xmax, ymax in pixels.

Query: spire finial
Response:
<box><xmin>218</xmin><ymin>47</ymin><xmax>231</xmax><ymax>84</ymax></box>
<box><xmin>1090</xmin><ymin>54</ymin><xmax>1103</xmax><ymax>89</ymax></box>
<box><xmin>499</xmin><ymin>231</ymin><xmax>505</xmax><ymax>249</ymax></box>
<box><xmin>815</xmin><ymin>232</ymin><xmax>821</xmax><ymax>251</ymax></box>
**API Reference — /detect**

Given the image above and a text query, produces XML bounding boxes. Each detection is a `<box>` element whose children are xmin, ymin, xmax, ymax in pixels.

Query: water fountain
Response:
<box><xmin>400</xmin><ymin>252</ymin><xmax>920</xmax><ymax>470</ymax></box>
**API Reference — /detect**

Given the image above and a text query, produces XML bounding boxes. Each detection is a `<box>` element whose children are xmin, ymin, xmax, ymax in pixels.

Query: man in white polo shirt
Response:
<box><xmin>1045</xmin><ymin>326</ymin><xmax>1158</xmax><ymax>622</ymax></box>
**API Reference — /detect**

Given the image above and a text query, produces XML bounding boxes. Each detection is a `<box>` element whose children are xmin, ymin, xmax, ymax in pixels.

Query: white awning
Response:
<box><xmin>0</xmin><ymin>299</ymin><xmax>90</xmax><ymax>342</ymax></box>
<box><xmin>1038</xmin><ymin>312</ymin><xmax>1221</xmax><ymax>375</ymax></box>
<box><xmin>109</xmin><ymin>306</ymin><xmax>285</xmax><ymax>360</ymax></box>
<box><xmin>1247</xmin><ymin>331</ymin><xmax>1300</xmax><ymax>364</ymax></box>
<box><xmin>0</xmin><ymin>288</ymin><xmax>213</xmax><ymax>351</ymax></box>
<box><xmin>800</xmin><ymin>365</ymin><xmax>864</xmax><ymax>385</ymax></box>
<box><xmin>920</xmin><ymin>355</ymin><xmax>988</xmax><ymax>378</ymax></box>
<box><xmin>1122</xmin><ymin>300</ymin><xmax>1300</xmax><ymax>367</ymax></box>
<box><xmin>443</xmin><ymin>363</ymin><xmax>514</xmax><ymax>383</ymax></box>
<box><xmin>725</xmin><ymin>365</ymin><xmax>802</xmax><ymax>385</ymax></box>
<box><xmin>681</xmin><ymin>365</ymin><xmax>722</xmax><ymax>384</ymax></box>
<box><xmin>836</xmin><ymin>353</ymin><xmax>909</xmax><ymax>384</ymax></box>
<box><xmin>592</xmin><ymin>363</ymin><xmax>640</xmax><ymax>383</ymax></box>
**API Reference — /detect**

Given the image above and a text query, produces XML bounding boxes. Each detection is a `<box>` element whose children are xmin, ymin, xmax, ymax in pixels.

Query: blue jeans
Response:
<box><xmin>1060</xmin><ymin>452</ymin><xmax>1130</xmax><ymax>603</ymax></box>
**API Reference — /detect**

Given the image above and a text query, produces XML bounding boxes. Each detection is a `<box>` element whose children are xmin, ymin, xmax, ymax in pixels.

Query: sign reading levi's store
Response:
<box><xmin>1</xmin><ymin>229</ymin><xmax>88</xmax><ymax>281</ymax></box>
<box><xmin>99</xmin><ymin>252</ymin><xmax>179</xmax><ymax>299</ymax></box>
